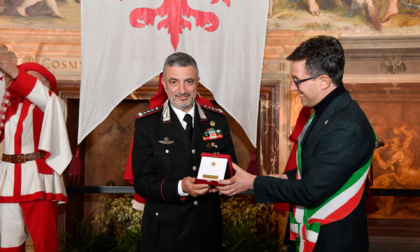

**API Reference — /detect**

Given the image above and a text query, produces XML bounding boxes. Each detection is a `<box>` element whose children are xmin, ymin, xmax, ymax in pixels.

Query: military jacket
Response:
<box><xmin>132</xmin><ymin>100</ymin><xmax>237</xmax><ymax>252</ymax></box>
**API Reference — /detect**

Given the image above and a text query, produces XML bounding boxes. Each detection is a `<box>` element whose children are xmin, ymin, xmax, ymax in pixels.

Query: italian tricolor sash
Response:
<box><xmin>290</xmin><ymin>115</ymin><xmax>376</xmax><ymax>252</ymax></box>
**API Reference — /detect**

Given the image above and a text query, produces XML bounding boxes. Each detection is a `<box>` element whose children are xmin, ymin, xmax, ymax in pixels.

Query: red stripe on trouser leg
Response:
<box><xmin>20</xmin><ymin>200</ymin><xmax>58</xmax><ymax>252</ymax></box>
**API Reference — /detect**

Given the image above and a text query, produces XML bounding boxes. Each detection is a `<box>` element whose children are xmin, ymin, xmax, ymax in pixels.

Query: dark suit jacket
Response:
<box><xmin>132</xmin><ymin>100</ymin><xmax>237</xmax><ymax>252</ymax></box>
<box><xmin>254</xmin><ymin>91</ymin><xmax>375</xmax><ymax>252</ymax></box>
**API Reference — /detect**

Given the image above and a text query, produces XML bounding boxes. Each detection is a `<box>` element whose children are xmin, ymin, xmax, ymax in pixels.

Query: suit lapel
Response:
<box><xmin>300</xmin><ymin>115</ymin><xmax>316</xmax><ymax>147</ymax></box>
<box><xmin>303</xmin><ymin>92</ymin><xmax>352</xmax><ymax>149</ymax></box>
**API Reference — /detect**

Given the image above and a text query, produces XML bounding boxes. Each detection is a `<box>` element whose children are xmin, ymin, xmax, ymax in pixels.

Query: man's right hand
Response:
<box><xmin>181</xmin><ymin>177</ymin><xmax>210</xmax><ymax>197</ymax></box>
<box><xmin>216</xmin><ymin>163</ymin><xmax>256</xmax><ymax>196</ymax></box>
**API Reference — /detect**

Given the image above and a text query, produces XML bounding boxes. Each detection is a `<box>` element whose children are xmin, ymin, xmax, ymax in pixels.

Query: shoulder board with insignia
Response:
<box><xmin>137</xmin><ymin>106</ymin><xmax>162</xmax><ymax>118</ymax></box>
<box><xmin>202</xmin><ymin>105</ymin><xmax>224</xmax><ymax>114</ymax></box>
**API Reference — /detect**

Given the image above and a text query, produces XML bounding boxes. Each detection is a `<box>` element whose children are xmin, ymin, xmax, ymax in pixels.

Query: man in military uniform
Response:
<box><xmin>132</xmin><ymin>52</ymin><xmax>237</xmax><ymax>252</ymax></box>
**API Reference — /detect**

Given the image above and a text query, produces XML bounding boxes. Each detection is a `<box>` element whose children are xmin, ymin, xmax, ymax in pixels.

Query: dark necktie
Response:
<box><xmin>183</xmin><ymin>114</ymin><xmax>193</xmax><ymax>141</ymax></box>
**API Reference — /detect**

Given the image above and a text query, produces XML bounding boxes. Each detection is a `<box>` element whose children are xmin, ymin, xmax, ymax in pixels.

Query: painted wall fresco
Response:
<box><xmin>356</xmin><ymin>91</ymin><xmax>420</xmax><ymax>219</ymax></box>
<box><xmin>3</xmin><ymin>0</ymin><xmax>418</xmax><ymax>35</ymax></box>
<box><xmin>2</xmin><ymin>0</ymin><xmax>419</xmax><ymax>220</ymax></box>
<box><xmin>0</xmin><ymin>0</ymin><xmax>80</xmax><ymax>30</ymax></box>
<box><xmin>269</xmin><ymin>0</ymin><xmax>420</xmax><ymax>35</ymax></box>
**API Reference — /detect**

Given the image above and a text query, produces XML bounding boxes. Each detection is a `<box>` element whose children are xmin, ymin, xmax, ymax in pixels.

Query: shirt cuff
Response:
<box><xmin>178</xmin><ymin>180</ymin><xmax>189</xmax><ymax>197</ymax></box>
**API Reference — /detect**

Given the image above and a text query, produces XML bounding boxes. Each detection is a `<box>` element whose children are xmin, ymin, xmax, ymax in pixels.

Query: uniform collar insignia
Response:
<box><xmin>162</xmin><ymin>100</ymin><xmax>207</xmax><ymax>122</ymax></box>
<box><xmin>162</xmin><ymin>100</ymin><xmax>171</xmax><ymax>122</ymax></box>
<box><xmin>197</xmin><ymin>103</ymin><xmax>207</xmax><ymax>120</ymax></box>
<box><xmin>159</xmin><ymin>137</ymin><xmax>174</xmax><ymax>145</ymax></box>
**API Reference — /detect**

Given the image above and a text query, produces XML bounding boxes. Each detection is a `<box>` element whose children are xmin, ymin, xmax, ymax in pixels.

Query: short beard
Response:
<box><xmin>178</xmin><ymin>101</ymin><xmax>194</xmax><ymax>110</ymax></box>
<box><xmin>169</xmin><ymin>92</ymin><xmax>196</xmax><ymax>111</ymax></box>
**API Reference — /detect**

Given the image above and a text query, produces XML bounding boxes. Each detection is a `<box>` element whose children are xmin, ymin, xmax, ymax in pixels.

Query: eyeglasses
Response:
<box><xmin>289</xmin><ymin>75</ymin><xmax>319</xmax><ymax>87</ymax></box>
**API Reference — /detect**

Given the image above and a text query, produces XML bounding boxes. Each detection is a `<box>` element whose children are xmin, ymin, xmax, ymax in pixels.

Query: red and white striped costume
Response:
<box><xmin>0</xmin><ymin>67</ymin><xmax>72</xmax><ymax>251</ymax></box>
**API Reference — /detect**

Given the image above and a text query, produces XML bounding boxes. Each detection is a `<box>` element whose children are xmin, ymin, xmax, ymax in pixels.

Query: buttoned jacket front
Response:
<box><xmin>132</xmin><ymin>100</ymin><xmax>237</xmax><ymax>252</ymax></box>
<box><xmin>254</xmin><ymin>91</ymin><xmax>376</xmax><ymax>252</ymax></box>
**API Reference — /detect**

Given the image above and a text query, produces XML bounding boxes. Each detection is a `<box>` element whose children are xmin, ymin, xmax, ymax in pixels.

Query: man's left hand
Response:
<box><xmin>182</xmin><ymin>177</ymin><xmax>211</xmax><ymax>197</ymax></box>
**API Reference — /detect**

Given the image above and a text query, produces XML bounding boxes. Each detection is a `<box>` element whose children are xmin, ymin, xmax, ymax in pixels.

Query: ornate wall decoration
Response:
<box><xmin>380</xmin><ymin>56</ymin><xmax>407</xmax><ymax>74</ymax></box>
<box><xmin>1</xmin><ymin>0</ymin><xmax>420</xmax><ymax>225</ymax></box>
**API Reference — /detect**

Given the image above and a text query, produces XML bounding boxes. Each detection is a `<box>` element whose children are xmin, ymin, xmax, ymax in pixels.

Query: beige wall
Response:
<box><xmin>1</xmin><ymin>23</ymin><xmax>420</xmax><ymax>220</ymax></box>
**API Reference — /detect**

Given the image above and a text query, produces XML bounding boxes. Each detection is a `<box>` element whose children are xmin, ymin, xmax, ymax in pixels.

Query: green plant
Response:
<box><xmin>62</xmin><ymin>194</ymin><xmax>142</xmax><ymax>252</ymax></box>
<box><xmin>221</xmin><ymin>195</ymin><xmax>287</xmax><ymax>252</ymax></box>
<box><xmin>91</xmin><ymin>194</ymin><xmax>142</xmax><ymax>238</ymax></box>
<box><xmin>63</xmin><ymin>194</ymin><xmax>287</xmax><ymax>252</ymax></box>
<box><xmin>62</xmin><ymin>213</ymin><xmax>119</xmax><ymax>252</ymax></box>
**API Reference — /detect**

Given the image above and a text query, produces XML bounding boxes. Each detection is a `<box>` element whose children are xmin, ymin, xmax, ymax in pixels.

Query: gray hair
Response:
<box><xmin>162</xmin><ymin>52</ymin><xmax>199</xmax><ymax>79</ymax></box>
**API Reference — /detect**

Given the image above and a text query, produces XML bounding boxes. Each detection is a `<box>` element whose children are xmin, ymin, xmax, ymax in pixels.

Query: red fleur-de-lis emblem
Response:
<box><xmin>128</xmin><ymin>0</ymin><xmax>230</xmax><ymax>51</ymax></box>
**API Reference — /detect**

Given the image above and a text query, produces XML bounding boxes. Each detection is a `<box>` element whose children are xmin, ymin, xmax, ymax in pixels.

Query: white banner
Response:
<box><xmin>80</xmin><ymin>0</ymin><xmax>269</xmax><ymax>146</ymax></box>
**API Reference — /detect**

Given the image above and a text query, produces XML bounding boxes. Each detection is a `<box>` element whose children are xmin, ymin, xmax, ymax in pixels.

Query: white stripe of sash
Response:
<box><xmin>295</xmin><ymin>205</ymin><xmax>305</xmax><ymax>223</ymax></box>
<box><xmin>299</xmin><ymin>224</ymin><xmax>305</xmax><ymax>252</ymax></box>
<box><xmin>305</xmin><ymin>227</ymin><xmax>319</xmax><ymax>243</ymax></box>
<box><xmin>310</xmin><ymin>168</ymin><xmax>369</xmax><ymax>220</ymax></box>
<box><xmin>290</xmin><ymin>223</ymin><xmax>299</xmax><ymax>234</ymax></box>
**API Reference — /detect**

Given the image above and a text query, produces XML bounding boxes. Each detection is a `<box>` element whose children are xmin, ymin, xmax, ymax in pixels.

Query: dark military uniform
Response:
<box><xmin>132</xmin><ymin>100</ymin><xmax>237</xmax><ymax>252</ymax></box>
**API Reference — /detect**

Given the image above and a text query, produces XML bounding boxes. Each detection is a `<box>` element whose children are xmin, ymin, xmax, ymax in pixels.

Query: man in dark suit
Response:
<box><xmin>218</xmin><ymin>36</ymin><xmax>376</xmax><ymax>252</ymax></box>
<box><xmin>132</xmin><ymin>52</ymin><xmax>237</xmax><ymax>252</ymax></box>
